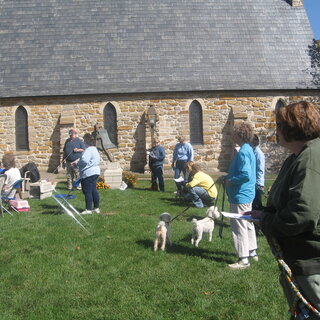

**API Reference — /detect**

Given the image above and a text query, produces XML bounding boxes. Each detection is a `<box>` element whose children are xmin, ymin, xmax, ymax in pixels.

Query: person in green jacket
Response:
<box><xmin>251</xmin><ymin>101</ymin><xmax>320</xmax><ymax>319</ymax></box>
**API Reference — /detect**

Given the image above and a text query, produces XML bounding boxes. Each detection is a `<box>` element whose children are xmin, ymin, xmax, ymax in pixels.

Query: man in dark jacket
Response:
<box><xmin>63</xmin><ymin>129</ymin><xmax>85</xmax><ymax>190</ymax></box>
<box><xmin>148</xmin><ymin>139</ymin><xmax>165</xmax><ymax>192</ymax></box>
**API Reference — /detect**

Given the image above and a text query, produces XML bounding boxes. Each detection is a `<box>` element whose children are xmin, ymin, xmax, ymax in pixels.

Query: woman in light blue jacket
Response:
<box><xmin>78</xmin><ymin>133</ymin><xmax>101</xmax><ymax>214</ymax></box>
<box><xmin>224</xmin><ymin>121</ymin><xmax>257</xmax><ymax>269</ymax></box>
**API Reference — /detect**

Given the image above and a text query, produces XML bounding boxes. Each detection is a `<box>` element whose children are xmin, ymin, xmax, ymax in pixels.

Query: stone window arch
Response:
<box><xmin>15</xmin><ymin>105</ymin><xmax>29</xmax><ymax>151</ymax></box>
<box><xmin>275</xmin><ymin>99</ymin><xmax>285</xmax><ymax>111</ymax></box>
<box><xmin>275</xmin><ymin>99</ymin><xmax>285</xmax><ymax>144</ymax></box>
<box><xmin>103</xmin><ymin>102</ymin><xmax>118</xmax><ymax>146</ymax></box>
<box><xmin>189</xmin><ymin>100</ymin><xmax>204</xmax><ymax>145</ymax></box>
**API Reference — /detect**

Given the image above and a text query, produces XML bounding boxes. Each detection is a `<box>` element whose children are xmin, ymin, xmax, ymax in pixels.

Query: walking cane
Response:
<box><xmin>218</xmin><ymin>180</ymin><xmax>226</xmax><ymax>238</ymax></box>
<box><xmin>52</xmin><ymin>149</ymin><xmax>74</xmax><ymax>174</ymax></box>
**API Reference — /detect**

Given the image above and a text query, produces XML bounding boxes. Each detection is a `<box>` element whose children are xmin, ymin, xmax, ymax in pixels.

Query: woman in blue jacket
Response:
<box><xmin>224</xmin><ymin>121</ymin><xmax>257</xmax><ymax>269</ymax></box>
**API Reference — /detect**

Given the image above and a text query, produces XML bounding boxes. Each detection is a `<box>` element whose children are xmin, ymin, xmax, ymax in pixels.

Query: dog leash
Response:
<box><xmin>267</xmin><ymin>237</ymin><xmax>320</xmax><ymax>319</ymax></box>
<box><xmin>170</xmin><ymin>181</ymin><xmax>217</xmax><ymax>223</ymax></box>
<box><xmin>218</xmin><ymin>180</ymin><xmax>226</xmax><ymax>238</ymax></box>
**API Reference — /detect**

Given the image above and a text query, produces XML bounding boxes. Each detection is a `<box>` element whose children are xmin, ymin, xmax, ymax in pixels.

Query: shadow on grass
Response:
<box><xmin>128</xmin><ymin>187</ymin><xmax>159</xmax><ymax>192</ymax></box>
<box><xmin>136</xmin><ymin>239</ymin><xmax>234</xmax><ymax>263</ymax></box>
<box><xmin>39</xmin><ymin>204</ymin><xmax>64</xmax><ymax>214</ymax></box>
<box><xmin>40</xmin><ymin>203</ymin><xmax>82</xmax><ymax>215</ymax></box>
<box><xmin>161</xmin><ymin>197</ymin><xmax>190</xmax><ymax>207</ymax></box>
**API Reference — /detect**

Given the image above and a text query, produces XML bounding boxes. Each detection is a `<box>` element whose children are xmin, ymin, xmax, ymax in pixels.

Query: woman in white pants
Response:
<box><xmin>222</xmin><ymin>121</ymin><xmax>258</xmax><ymax>269</ymax></box>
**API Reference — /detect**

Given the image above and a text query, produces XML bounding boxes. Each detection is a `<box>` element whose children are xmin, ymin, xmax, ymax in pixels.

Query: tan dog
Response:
<box><xmin>153</xmin><ymin>212</ymin><xmax>172</xmax><ymax>251</ymax></box>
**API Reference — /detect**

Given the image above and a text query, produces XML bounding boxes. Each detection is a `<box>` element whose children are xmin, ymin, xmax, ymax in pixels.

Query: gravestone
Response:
<box><xmin>104</xmin><ymin>162</ymin><xmax>123</xmax><ymax>189</ymax></box>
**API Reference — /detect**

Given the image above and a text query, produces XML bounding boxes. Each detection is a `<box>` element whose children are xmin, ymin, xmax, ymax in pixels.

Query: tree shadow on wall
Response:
<box><xmin>217</xmin><ymin>109</ymin><xmax>234</xmax><ymax>172</ymax></box>
<box><xmin>308</xmin><ymin>39</ymin><xmax>320</xmax><ymax>88</ymax></box>
<box><xmin>130</xmin><ymin>113</ymin><xmax>147</xmax><ymax>173</ymax></box>
<box><xmin>300</xmin><ymin>39</ymin><xmax>320</xmax><ymax>89</ymax></box>
<box><xmin>265</xmin><ymin>143</ymin><xmax>289</xmax><ymax>173</ymax></box>
<box><xmin>48</xmin><ymin>116</ymin><xmax>61</xmax><ymax>173</ymax></box>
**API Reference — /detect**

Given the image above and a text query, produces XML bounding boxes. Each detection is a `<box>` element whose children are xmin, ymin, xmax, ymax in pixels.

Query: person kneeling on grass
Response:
<box><xmin>78</xmin><ymin>133</ymin><xmax>100</xmax><ymax>215</ymax></box>
<box><xmin>183</xmin><ymin>162</ymin><xmax>217</xmax><ymax>208</ymax></box>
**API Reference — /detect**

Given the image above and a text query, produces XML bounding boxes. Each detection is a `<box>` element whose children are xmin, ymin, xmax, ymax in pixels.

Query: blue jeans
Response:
<box><xmin>151</xmin><ymin>165</ymin><xmax>164</xmax><ymax>192</ymax></box>
<box><xmin>184</xmin><ymin>186</ymin><xmax>213</xmax><ymax>208</ymax></box>
<box><xmin>81</xmin><ymin>175</ymin><xmax>99</xmax><ymax>210</ymax></box>
<box><xmin>174</xmin><ymin>160</ymin><xmax>189</xmax><ymax>190</ymax></box>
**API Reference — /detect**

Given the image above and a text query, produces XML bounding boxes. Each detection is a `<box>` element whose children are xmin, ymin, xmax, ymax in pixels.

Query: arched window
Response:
<box><xmin>189</xmin><ymin>100</ymin><xmax>203</xmax><ymax>144</ymax></box>
<box><xmin>275</xmin><ymin>99</ymin><xmax>285</xmax><ymax>144</ymax></box>
<box><xmin>275</xmin><ymin>99</ymin><xmax>285</xmax><ymax>111</ymax></box>
<box><xmin>15</xmin><ymin>106</ymin><xmax>29</xmax><ymax>151</ymax></box>
<box><xmin>103</xmin><ymin>103</ymin><xmax>118</xmax><ymax>146</ymax></box>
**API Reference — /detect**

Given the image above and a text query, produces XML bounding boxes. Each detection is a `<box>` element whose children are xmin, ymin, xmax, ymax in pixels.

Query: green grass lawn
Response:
<box><xmin>0</xmin><ymin>178</ymin><xmax>288</xmax><ymax>320</ymax></box>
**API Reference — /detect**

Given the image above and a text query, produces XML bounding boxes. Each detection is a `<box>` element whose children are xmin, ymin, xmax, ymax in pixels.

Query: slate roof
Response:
<box><xmin>0</xmin><ymin>0</ymin><xmax>318</xmax><ymax>98</ymax></box>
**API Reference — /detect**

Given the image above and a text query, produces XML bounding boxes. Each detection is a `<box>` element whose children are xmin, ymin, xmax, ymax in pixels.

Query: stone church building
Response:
<box><xmin>0</xmin><ymin>0</ymin><xmax>319</xmax><ymax>173</ymax></box>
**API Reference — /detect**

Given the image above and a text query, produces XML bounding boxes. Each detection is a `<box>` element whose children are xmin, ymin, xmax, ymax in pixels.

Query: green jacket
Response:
<box><xmin>261</xmin><ymin>138</ymin><xmax>320</xmax><ymax>276</ymax></box>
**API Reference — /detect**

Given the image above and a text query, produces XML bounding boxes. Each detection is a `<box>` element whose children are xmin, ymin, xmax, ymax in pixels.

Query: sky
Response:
<box><xmin>304</xmin><ymin>0</ymin><xmax>320</xmax><ymax>39</ymax></box>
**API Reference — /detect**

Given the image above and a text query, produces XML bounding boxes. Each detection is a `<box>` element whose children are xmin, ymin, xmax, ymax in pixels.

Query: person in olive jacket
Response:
<box><xmin>251</xmin><ymin>101</ymin><xmax>320</xmax><ymax>319</ymax></box>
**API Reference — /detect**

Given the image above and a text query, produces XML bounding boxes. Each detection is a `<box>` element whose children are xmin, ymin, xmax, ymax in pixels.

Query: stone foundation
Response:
<box><xmin>0</xmin><ymin>91</ymin><xmax>319</xmax><ymax>174</ymax></box>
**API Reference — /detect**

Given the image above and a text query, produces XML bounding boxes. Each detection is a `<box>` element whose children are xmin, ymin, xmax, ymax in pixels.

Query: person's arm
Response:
<box><xmin>157</xmin><ymin>146</ymin><xmax>165</xmax><ymax>162</ymax></box>
<box><xmin>74</xmin><ymin>139</ymin><xmax>85</xmax><ymax>153</ymax></box>
<box><xmin>227</xmin><ymin>152</ymin><xmax>252</xmax><ymax>185</ymax></box>
<box><xmin>187</xmin><ymin>143</ymin><xmax>194</xmax><ymax>162</ymax></box>
<box><xmin>256</xmin><ymin>150</ymin><xmax>265</xmax><ymax>187</ymax></box>
<box><xmin>172</xmin><ymin>145</ymin><xmax>178</xmax><ymax>167</ymax></box>
<box><xmin>62</xmin><ymin>140</ymin><xmax>68</xmax><ymax>161</ymax></box>
<box><xmin>186</xmin><ymin>173</ymin><xmax>200</xmax><ymax>188</ymax></box>
<box><xmin>77</xmin><ymin>149</ymin><xmax>90</xmax><ymax>171</ymax></box>
<box><xmin>261</xmin><ymin>168</ymin><xmax>320</xmax><ymax>238</ymax></box>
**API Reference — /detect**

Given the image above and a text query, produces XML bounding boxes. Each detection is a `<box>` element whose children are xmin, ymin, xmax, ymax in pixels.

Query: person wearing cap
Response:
<box><xmin>63</xmin><ymin>129</ymin><xmax>85</xmax><ymax>190</ymax></box>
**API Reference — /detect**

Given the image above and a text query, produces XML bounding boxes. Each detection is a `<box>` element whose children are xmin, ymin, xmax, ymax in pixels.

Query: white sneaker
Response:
<box><xmin>80</xmin><ymin>210</ymin><xmax>92</xmax><ymax>215</ymax></box>
<box><xmin>251</xmin><ymin>255</ymin><xmax>259</xmax><ymax>262</ymax></box>
<box><xmin>228</xmin><ymin>260</ymin><xmax>250</xmax><ymax>269</ymax></box>
<box><xmin>93</xmin><ymin>208</ymin><xmax>100</xmax><ymax>214</ymax></box>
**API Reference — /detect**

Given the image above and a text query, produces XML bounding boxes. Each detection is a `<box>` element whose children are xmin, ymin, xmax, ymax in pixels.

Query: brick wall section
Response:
<box><xmin>0</xmin><ymin>92</ymin><xmax>319</xmax><ymax>173</ymax></box>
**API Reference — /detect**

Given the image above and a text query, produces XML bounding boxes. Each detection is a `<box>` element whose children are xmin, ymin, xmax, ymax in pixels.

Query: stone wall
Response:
<box><xmin>0</xmin><ymin>91</ymin><xmax>319</xmax><ymax>174</ymax></box>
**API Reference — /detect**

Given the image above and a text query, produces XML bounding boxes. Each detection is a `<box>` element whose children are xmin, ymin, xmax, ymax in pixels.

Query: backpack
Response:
<box><xmin>20</xmin><ymin>162</ymin><xmax>41</xmax><ymax>183</ymax></box>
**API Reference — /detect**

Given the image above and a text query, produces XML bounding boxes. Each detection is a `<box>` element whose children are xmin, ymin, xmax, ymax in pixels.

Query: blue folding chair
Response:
<box><xmin>1</xmin><ymin>178</ymin><xmax>25</xmax><ymax>215</ymax></box>
<box><xmin>52</xmin><ymin>178</ymin><xmax>89</xmax><ymax>232</ymax></box>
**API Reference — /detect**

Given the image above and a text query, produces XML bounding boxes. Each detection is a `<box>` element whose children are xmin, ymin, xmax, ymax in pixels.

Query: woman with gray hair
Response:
<box><xmin>222</xmin><ymin>121</ymin><xmax>258</xmax><ymax>269</ymax></box>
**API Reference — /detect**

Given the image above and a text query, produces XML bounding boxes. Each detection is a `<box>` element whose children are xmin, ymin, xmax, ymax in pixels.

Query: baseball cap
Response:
<box><xmin>69</xmin><ymin>129</ymin><xmax>76</xmax><ymax>135</ymax></box>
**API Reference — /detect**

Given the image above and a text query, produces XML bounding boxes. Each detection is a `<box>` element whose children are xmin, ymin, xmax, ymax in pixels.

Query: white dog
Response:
<box><xmin>191</xmin><ymin>206</ymin><xmax>220</xmax><ymax>247</ymax></box>
<box><xmin>154</xmin><ymin>212</ymin><xmax>172</xmax><ymax>251</ymax></box>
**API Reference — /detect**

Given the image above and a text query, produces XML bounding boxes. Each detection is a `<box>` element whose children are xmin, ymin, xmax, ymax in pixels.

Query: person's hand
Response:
<box><xmin>245</xmin><ymin>210</ymin><xmax>264</xmax><ymax>219</ymax></box>
<box><xmin>217</xmin><ymin>175</ymin><xmax>227</xmax><ymax>185</ymax></box>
